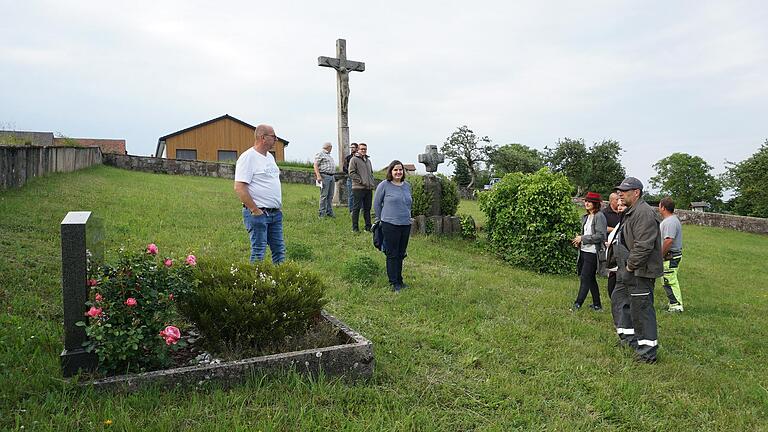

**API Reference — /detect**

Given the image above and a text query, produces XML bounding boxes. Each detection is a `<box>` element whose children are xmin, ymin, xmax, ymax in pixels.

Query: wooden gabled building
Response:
<box><xmin>155</xmin><ymin>114</ymin><xmax>289</xmax><ymax>162</ymax></box>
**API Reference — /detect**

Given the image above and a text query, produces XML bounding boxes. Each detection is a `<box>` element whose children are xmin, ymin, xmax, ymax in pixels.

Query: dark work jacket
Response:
<box><xmin>620</xmin><ymin>199</ymin><xmax>663</xmax><ymax>279</ymax></box>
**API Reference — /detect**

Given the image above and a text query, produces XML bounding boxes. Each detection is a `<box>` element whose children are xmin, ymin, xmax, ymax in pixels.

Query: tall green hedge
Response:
<box><xmin>479</xmin><ymin>168</ymin><xmax>580</xmax><ymax>274</ymax></box>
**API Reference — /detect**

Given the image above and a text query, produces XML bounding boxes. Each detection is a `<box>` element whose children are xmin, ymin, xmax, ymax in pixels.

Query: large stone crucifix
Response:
<box><xmin>318</xmin><ymin>39</ymin><xmax>365</xmax><ymax>205</ymax></box>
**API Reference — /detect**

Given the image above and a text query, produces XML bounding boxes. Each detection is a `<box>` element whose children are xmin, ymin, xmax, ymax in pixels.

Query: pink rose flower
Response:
<box><xmin>95</xmin><ymin>293</ymin><xmax>103</xmax><ymax>302</ymax></box>
<box><xmin>159</xmin><ymin>325</ymin><xmax>181</xmax><ymax>345</ymax></box>
<box><xmin>168</xmin><ymin>293</ymin><xmax>174</xmax><ymax>301</ymax></box>
<box><xmin>125</xmin><ymin>297</ymin><xmax>137</xmax><ymax>307</ymax></box>
<box><xmin>185</xmin><ymin>255</ymin><xmax>197</xmax><ymax>266</ymax></box>
<box><xmin>85</xmin><ymin>307</ymin><xmax>103</xmax><ymax>318</ymax></box>
<box><xmin>146</xmin><ymin>243</ymin><xmax>158</xmax><ymax>255</ymax></box>
<box><xmin>87</xmin><ymin>278</ymin><xmax>98</xmax><ymax>287</ymax></box>
<box><xmin>163</xmin><ymin>258</ymin><xmax>173</xmax><ymax>267</ymax></box>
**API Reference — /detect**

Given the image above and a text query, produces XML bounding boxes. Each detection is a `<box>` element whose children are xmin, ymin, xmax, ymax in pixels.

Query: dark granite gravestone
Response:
<box><xmin>60</xmin><ymin>211</ymin><xmax>103</xmax><ymax>377</ymax></box>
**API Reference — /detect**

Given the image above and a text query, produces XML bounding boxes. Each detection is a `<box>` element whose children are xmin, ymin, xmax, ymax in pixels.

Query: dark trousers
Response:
<box><xmin>352</xmin><ymin>189</ymin><xmax>372</xmax><ymax>231</ymax></box>
<box><xmin>575</xmin><ymin>251</ymin><xmax>601</xmax><ymax>307</ymax></box>
<box><xmin>614</xmin><ymin>266</ymin><xmax>658</xmax><ymax>360</ymax></box>
<box><xmin>381</xmin><ymin>222</ymin><xmax>410</xmax><ymax>286</ymax></box>
<box><xmin>607</xmin><ymin>271</ymin><xmax>616</xmax><ymax>299</ymax></box>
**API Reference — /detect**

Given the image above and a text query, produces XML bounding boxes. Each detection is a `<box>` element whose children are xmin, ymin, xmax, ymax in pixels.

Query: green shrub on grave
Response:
<box><xmin>458</xmin><ymin>214</ymin><xmax>477</xmax><ymax>239</ymax></box>
<box><xmin>340</xmin><ymin>255</ymin><xmax>382</xmax><ymax>286</ymax></box>
<box><xmin>479</xmin><ymin>168</ymin><xmax>580</xmax><ymax>274</ymax></box>
<box><xmin>178</xmin><ymin>258</ymin><xmax>327</xmax><ymax>351</ymax></box>
<box><xmin>408</xmin><ymin>174</ymin><xmax>460</xmax><ymax>217</ymax></box>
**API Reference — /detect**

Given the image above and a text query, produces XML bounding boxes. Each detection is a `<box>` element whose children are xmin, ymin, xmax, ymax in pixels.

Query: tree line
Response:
<box><xmin>441</xmin><ymin>125</ymin><xmax>768</xmax><ymax>218</ymax></box>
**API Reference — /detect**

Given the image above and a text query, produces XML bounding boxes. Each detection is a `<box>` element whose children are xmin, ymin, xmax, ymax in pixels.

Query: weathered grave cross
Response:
<box><xmin>318</xmin><ymin>39</ymin><xmax>365</xmax><ymax>205</ymax></box>
<box><xmin>418</xmin><ymin>145</ymin><xmax>445</xmax><ymax>173</ymax></box>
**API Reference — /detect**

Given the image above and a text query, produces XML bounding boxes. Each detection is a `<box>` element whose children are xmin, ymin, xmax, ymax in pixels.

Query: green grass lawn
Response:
<box><xmin>1</xmin><ymin>165</ymin><xmax>767</xmax><ymax>431</ymax></box>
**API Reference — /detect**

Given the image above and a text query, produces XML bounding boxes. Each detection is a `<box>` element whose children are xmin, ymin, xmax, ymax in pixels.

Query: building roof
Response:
<box><xmin>54</xmin><ymin>138</ymin><xmax>126</xmax><ymax>154</ymax></box>
<box><xmin>0</xmin><ymin>131</ymin><xmax>54</xmax><ymax>146</ymax></box>
<box><xmin>690</xmin><ymin>201</ymin><xmax>711</xmax><ymax>208</ymax></box>
<box><xmin>155</xmin><ymin>114</ymin><xmax>289</xmax><ymax>158</ymax></box>
<box><xmin>403</xmin><ymin>163</ymin><xmax>417</xmax><ymax>171</ymax></box>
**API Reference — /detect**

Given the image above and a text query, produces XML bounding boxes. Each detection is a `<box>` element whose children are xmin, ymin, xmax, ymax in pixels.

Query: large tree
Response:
<box><xmin>725</xmin><ymin>140</ymin><xmax>768</xmax><ymax>217</ymax></box>
<box><xmin>489</xmin><ymin>143</ymin><xmax>544</xmax><ymax>176</ymax></box>
<box><xmin>650</xmin><ymin>152</ymin><xmax>722</xmax><ymax>209</ymax></box>
<box><xmin>544</xmin><ymin>138</ymin><xmax>625</xmax><ymax>196</ymax></box>
<box><xmin>585</xmin><ymin>139</ymin><xmax>626</xmax><ymax>196</ymax></box>
<box><xmin>441</xmin><ymin>125</ymin><xmax>496</xmax><ymax>189</ymax></box>
<box><xmin>452</xmin><ymin>158</ymin><xmax>471</xmax><ymax>187</ymax></box>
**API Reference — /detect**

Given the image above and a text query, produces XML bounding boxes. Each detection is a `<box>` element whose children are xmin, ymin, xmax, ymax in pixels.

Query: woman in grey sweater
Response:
<box><xmin>571</xmin><ymin>192</ymin><xmax>608</xmax><ymax>311</ymax></box>
<box><xmin>374</xmin><ymin>160</ymin><xmax>413</xmax><ymax>292</ymax></box>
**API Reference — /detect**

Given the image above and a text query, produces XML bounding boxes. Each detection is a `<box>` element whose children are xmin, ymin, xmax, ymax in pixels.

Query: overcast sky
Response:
<box><xmin>2</xmin><ymin>1</ymin><xmax>767</xmax><ymax>189</ymax></box>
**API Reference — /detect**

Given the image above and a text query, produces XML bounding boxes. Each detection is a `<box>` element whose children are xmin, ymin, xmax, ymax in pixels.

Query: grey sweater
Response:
<box><xmin>374</xmin><ymin>180</ymin><xmax>412</xmax><ymax>225</ymax></box>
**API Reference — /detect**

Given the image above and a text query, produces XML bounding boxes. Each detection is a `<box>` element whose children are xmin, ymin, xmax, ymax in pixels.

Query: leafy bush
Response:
<box><xmin>287</xmin><ymin>242</ymin><xmax>313</xmax><ymax>261</ymax></box>
<box><xmin>458</xmin><ymin>214</ymin><xmax>477</xmax><ymax>239</ymax></box>
<box><xmin>438</xmin><ymin>173</ymin><xmax>460</xmax><ymax>216</ymax></box>
<box><xmin>179</xmin><ymin>259</ymin><xmax>327</xmax><ymax>352</ymax></box>
<box><xmin>78</xmin><ymin>244</ymin><xmax>198</xmax><ymax>374</ymax></box>
<box><xmin>479</xmin><ymin>168</ymin><xmax>580</xmax><ymax>274</ymax></box>
<box><xmin>409</xmin><ymin>174</ymin><xmax>460</xmax><ymax>217</ymax></box>
<box><xmin>340</xmin><ymin>255</ymin><xmax>382</xmax><ymax>286</ymax></box>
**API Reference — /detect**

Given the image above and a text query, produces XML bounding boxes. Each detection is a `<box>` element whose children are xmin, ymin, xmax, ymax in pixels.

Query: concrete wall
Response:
<box><xmin>103</xmin><ymin>153</ymin><xmax>316</xmax><ymax>185</ymax></box>
<box><xmin>0</xmin><ymin>146</ymin><xmax>102</xmax><ymax>190</ymax></box>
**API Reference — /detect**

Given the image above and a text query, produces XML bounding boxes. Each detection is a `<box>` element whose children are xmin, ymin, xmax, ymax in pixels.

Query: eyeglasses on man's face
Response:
<box><xmin>261</xmin><ymin>134</ymin><xmax>277</xmax><ymax>140</ymax></box>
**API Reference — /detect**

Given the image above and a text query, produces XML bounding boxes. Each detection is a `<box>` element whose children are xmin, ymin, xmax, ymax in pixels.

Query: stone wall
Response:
<box><xmin>103</xmin><ymin>153</ymin><xmax>316</xmax><ymax>184</ymax></box>
<box><xmin>0</xmin><ymin>146</ymin><xmax>102</xmax><ymax>190</ymax></box>
<box><xmin>572</xmin><ymin>197</ymin><xmax>768</xmax><ymax>235</ymax></box>
<box><xmin>675</xmin><ymin>209</ymin><xmax>768</xmax><ymax>235</ymax></box>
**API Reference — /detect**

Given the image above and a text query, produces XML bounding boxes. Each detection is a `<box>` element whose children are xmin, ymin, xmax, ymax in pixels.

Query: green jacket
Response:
<box><xmin>348</xmin><ymin>155</ymin><xmax>375</xmax><ymax>190</ymax></box>
<box><xmin>621</xmin><ymin>198</ymin><xmax>663</xmax><ymax>279</ymax></box>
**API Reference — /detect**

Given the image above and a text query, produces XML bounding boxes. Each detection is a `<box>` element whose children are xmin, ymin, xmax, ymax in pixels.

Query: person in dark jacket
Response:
<box><xmin>374</xmin><ymin>160</ymin><xmax>413</xmax><ymax>292</ymax></box>
<box><xmin>571</xmin><ymin>192</ymin><xmax>607</xmax><ymax>312</ymax></box>
<box><xmin>348</xmin><ymin>143</ymin><xmax>375</xmax><ymax>232</ymax></box>
<box><xmin>343</xmin><ymin>143</ymin><xmax>358</xmax><ymax>212</ymax></box>
<box><xmin>611</xmin><ymin>176</ymin><xmax>663</xmax><ymax>363</ymax></box>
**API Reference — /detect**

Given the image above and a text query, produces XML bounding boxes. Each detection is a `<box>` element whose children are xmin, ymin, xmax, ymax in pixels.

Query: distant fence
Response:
<box><xmin>102</xmin><ymin>154</ymin><xmax>316</xmax><ymax>185</ymax></box>
<box><xmin>0</xmin><ymin>146</ymin><xmax>102</xmax><ymax>190</ymax></box>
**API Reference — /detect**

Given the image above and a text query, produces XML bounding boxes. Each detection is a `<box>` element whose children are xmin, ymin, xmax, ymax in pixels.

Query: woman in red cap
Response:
<box><xmin>571</xmin><ymin>192</ymin><xmax>607</xmax><ymax>311</ymax></box>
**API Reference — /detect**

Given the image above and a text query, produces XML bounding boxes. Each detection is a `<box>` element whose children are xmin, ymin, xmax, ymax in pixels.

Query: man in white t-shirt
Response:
<box><xmin>234</xmin><ymin>124</ymin><xmax>285</xmax><ymax>263</ymax></box>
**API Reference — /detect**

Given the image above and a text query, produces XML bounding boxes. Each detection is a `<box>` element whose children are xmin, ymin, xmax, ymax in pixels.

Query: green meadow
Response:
<box><xmin>1</xmin><ymin>165</ymin><xmax>766</xmax><ymax>431</ymax></box>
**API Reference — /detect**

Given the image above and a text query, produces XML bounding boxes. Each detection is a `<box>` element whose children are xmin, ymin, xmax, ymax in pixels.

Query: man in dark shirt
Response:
<box><xmin>602</xmin><ymin>193</ymin><xmax>621</xmax><ymax>298</ymax></box>
<box><xmin>343</xmin><ymin>143</ymin><xmax>358</xmax><ymax>212</ymax></box>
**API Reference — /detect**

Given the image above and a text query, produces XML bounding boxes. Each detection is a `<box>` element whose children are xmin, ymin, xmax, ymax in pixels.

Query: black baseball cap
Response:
<box><xmin>615</xmin><ymin>177</ymin><xmax>643</xmax><ymax>191</ymax></box>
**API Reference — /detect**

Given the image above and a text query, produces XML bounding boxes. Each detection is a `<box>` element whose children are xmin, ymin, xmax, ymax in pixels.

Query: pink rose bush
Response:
<box><xmin>146</xmin><ymin>243</ymin><xmax>158</xmax><ymax>255</ymax></box>
<box><xmin>78</xmin><ymin>243</ymin><xmax>198</xmax><ymax>374</ymax></box>
<box><xmin>86</xmin><ymin>306</ymin><xmax>103</xmax><ymax>318</ymax></box>
<box><xmin>159</xmin><ymin>326</ymin><xmax>181</xmax><ymax>345</ymax></box>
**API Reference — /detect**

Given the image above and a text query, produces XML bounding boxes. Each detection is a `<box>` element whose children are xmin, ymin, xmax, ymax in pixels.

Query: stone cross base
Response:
<box><xmin>410</xmin><ymin>215</ymin><xmax>464</xmax><ymax>236</ymax></box>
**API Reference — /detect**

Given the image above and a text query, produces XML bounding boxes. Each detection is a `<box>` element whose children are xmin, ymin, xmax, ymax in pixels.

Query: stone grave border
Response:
<box><xmin>78</xmin><ymin>310</ymin><xmax>374</xmax><ymax>392</ymax></box>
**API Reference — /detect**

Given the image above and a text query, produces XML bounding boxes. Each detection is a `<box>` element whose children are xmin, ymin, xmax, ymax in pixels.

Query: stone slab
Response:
<box><xmin>79</xmin><ymin>311</ymin><xmax>374</xmax><ymax>392</ymax></box>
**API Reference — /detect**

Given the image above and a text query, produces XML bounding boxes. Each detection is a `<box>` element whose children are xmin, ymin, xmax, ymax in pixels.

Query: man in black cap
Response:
<box><xmin>610</xmin><ymin>176</ymin><xmax>663</xmax><ymax>363</ymax></box>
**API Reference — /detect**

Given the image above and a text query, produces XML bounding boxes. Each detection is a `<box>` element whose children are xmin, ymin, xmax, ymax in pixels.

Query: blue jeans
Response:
<box><xmin>346</xmin><ymin>176</ymin><xmax>354</xmax><ymax>211</ymax></box>
<box><xmin>242</xmin><ymin>208</ymin><xmax>286</xmax><ymax>264</ymax></box>
<box><xmin>319</xmin><ymin>174</ymin><xmax>335</xmax><ymax>217</ymax></box>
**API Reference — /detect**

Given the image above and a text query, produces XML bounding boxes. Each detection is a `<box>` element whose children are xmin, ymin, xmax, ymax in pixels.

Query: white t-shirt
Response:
<box><xmin>581</xmin><ymin>214</ymin><xmax>597</xmax><ymax>254</ymax></box>
<box><xmin>234</xmin><ymin>147</ymin><xmax>282</xmax><ymax>209</ymax></box>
